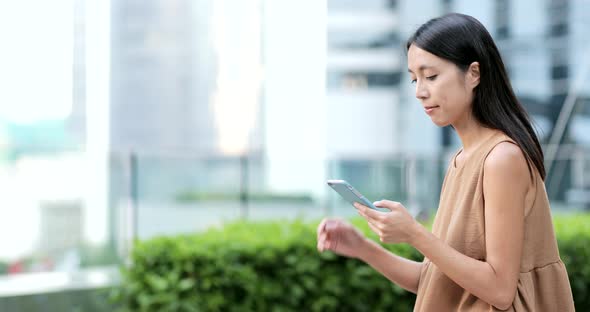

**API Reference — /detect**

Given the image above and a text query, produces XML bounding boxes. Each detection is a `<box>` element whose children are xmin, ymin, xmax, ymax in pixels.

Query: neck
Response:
<box><xmin>453</xmin><ymin>113</ymin><xmax>495</xmax><ymax>153</ymax></box>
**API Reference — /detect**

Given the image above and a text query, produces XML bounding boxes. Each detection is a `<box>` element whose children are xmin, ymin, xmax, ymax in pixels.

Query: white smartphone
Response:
<box><xmin>327</xmin><ymin>179</ymin><xmax>387</xmax><ymax>212</ymax></box>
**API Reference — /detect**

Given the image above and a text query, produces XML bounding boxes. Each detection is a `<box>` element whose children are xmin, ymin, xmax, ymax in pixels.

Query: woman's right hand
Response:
<box><xmin>317</xmin><ymin>218</ymin><xmax>369</xmax><ymax>259</ymax></box>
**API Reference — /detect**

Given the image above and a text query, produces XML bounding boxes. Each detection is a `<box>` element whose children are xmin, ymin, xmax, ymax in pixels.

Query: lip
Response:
<box><xmin>424</xmin><ymin>105</ymin><xmax>439</xmax><ymax>115</ymax></box>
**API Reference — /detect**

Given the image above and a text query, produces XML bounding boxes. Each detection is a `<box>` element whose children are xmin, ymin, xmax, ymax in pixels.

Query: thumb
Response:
<box><xmin>373</xmin><ymin>200</ymin><xmax>396</xmax><ymax>211</ymax></box>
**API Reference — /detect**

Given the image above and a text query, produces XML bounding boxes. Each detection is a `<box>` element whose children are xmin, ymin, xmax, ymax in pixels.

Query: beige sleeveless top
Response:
<box><xmin>413</xmin><ymin>131</ymin><xmax>575</xmax><ymax>311</ymax></box>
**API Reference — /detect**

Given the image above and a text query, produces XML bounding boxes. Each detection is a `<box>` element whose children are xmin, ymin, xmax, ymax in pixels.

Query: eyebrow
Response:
<box><xmin>407</xmin><ymin>65</ymin><xmax>435</xmax><ymax>73</ymax></box>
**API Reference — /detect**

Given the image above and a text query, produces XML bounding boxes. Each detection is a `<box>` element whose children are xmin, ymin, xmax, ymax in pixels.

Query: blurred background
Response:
<box><xmin>0</xmin><ymin>0</ymin><xmax>589</xmax><ymax>310</ymax></box>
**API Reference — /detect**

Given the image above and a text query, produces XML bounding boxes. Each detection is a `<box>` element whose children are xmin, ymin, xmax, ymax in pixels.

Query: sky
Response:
<box><xmin>0</xmin><ymin>1</ymin><xmax>73</xmax><ymax>125</ymax></box>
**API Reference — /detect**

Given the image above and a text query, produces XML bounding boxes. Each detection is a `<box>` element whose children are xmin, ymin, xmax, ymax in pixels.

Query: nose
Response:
<box><xmin>415</xmin><ymin>81</ymin><xmax>429</xmax><ymax>100</ymax></box>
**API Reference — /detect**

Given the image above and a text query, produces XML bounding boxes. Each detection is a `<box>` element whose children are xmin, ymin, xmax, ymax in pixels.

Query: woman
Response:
<box><xmin>317</xmin><ymin>13</ymin><xmax>575</xmax><ymax>311</ymax></box>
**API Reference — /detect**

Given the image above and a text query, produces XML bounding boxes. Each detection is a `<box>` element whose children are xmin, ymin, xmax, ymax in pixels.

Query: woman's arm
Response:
<box><xmin>357</xmin><ymin>142</ymin><xmax>529</xmax><ymax>310</ymax></box>
<box><xmin>357</xmin><ymin>239</ymin><xmax>423</xmax><ymax>294</ymax></box>
<box><xmin>317</xmin><ymin>218</ymin><xmax>423</xmax><ymax>293</ymax></box>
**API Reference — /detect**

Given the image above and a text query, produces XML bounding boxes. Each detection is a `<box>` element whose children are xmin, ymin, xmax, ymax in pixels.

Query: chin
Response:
<box><xmin>431</xmin><ymin>118</ymin><xmax>451</xmax><ymax>127</ymax></box>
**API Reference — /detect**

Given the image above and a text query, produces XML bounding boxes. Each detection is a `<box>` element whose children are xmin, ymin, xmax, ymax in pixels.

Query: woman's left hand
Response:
<box><xmin>354</xmin><ymin>200</ymin><xmax>420</xmax><ymax>244</ymax></box>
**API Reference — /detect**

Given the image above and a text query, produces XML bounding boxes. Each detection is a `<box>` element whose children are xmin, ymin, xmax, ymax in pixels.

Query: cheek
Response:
<box><xmin>440</xmin><ymin>81</ymin><xmax>471</xmax><ymax>113</ymax></box>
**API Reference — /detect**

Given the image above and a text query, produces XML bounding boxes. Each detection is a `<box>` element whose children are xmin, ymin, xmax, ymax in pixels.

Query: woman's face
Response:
<box><xmin>407</xmin><ymin>44</ymin><xmax>479</xmax><ymax>127</ymax></box>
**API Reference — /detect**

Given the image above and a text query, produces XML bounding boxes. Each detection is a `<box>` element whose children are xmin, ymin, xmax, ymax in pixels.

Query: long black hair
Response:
<box><xmin>407</xmin><ymin>13</ymin><xmax>545</xmax><ymax>180</ymax></box>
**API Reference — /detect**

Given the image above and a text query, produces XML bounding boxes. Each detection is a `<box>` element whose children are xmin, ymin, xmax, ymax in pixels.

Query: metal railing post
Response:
<box><xmin>240</xmin><ymin>155</ymin><xmax>249</xmax><ymax>219</ymax></box>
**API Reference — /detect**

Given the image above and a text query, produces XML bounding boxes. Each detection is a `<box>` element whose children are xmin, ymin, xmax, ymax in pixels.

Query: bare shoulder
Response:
<box><xmin>484</xmin><ymin>141</ymin><xmax>530</xmax><ymax>187</ymax></box>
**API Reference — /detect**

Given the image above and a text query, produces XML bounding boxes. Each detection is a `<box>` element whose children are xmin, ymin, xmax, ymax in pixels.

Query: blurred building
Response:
<box><xmin>110</xmin><ymin>0</ymin><xmax>266</xmax><ymax>155</ymax></box>
<box><xmin>38</xmin><ymin>200</ymin><xmax>84</xmax><ymax>257</ymax></box>
<box><xmin>324</xmin><ymin>0</ymin><xmax>450</xmax><ymax>209</ymax></box>
<box><xmin>326</xmin><ymin>0</ymin><xmax>402</xmax><ymax>158</ymax></box>
<box><xmin>109</xmin><ymin>0</ymin><xmax>265</xmax><ymax>205</ymax></box>
<box><xmin>325</xmin><ymin>0</ymin><xmax>455</xmax><ymax>161</ymax></box>
<box><xmin>110</xmin><ymin>0</ymin><xmax>210</xmax><ymax>152</ymax></box>
<box><xmin>87</xmin><ymin>0</ymin><xmax>590</xmax><ymax>220</ymax></box>
<box><xmin>325</xmin><ymin>0</ymin><xmax>590</xmax><ymax>205</ymax></box>
<box><xmin>453</xmin><ymin>0</ymin><xmax>590</xmax><ymax>202</ymax></box>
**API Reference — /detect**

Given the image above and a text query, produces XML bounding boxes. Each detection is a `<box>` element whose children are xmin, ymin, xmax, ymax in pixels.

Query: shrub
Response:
<box><xmin>554</xmin><ymin>214</ymin><xmax>590</xmax><ymax>309</ymax></box>
<box><xmin>113</xmin><ymin>214</ymin><xmax>590</xmax><ymax>311</ymax></box>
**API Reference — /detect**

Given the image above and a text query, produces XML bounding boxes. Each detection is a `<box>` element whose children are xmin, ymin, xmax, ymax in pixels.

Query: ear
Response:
<box><xmin>467</xmin><ymin>62</ymin><xmax>480</xmax><ymax>89</ymax></box>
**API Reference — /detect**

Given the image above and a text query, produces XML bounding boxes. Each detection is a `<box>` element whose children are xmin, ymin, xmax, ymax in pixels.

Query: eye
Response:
<box><xmin>410</xmin><ymin>78</ymin><xmax>417</xmax><ymax>84</ymax></box>
<box><xmin>426</xmin><ymin>75</ymin><xmax>438</xmax><ymax>81</ymax></box>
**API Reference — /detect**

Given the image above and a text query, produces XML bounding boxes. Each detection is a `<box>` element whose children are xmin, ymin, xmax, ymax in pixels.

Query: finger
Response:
<box><xmin>353</xmin><ymin>202</ymin><xmax>371</xmax><ymax>216</ymax></box>
<box><xmin>367</xmin><ymin>220</ymin><xmax>381</xmax><ymax>236</ymax></box>
<box><xmin>357</xmin><ymin>210</ymin><xmax>373</xmax><ymax>225</ymax></box>
<box><xmin>323</xmin><ymin>229</ymin><xmax>332</xmax><ymax>249</ymax></box>
<box><xmin>319</xmin><ymin>233</ymin><xmax>327</xmax><ymax>245</ymax></box>
<box><xmin>326</xmin><ymin>237</ymin><xmax>335</xmax><ymax>250</ymax></box>
<box><xmin>358</xmin><ymin>204</ymin><xmax>385</xmax><ymax>220</ymax></box>
<box><xmin>356</xmin><ymin>206</ymin><xmax>367</xmax><ymax>218</ymax></box>
<box><xmin>353</xmin><ymin>202</ymin><xmax>368</xmax><ymax>211</ymax></box>
<box><xmin>318</xmin><ymin>233</ymin><xmax>328</xmax><ymax>251</ymax></box>
<box><xmin>317</xmin><ymin>218</ymin><xmax>328</xmax><ymax>236</ymax></box>
<box><xmin>324</xmin><ymin>219</ymin><xmax>340</xmax><ymax>232</ymax></box>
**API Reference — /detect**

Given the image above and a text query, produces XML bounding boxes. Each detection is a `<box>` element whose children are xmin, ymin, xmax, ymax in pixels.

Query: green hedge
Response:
<box><xmin>554</xmin><ymin>214</ymin><xmax>590</xmax><ymax>307</ymax></box>
<box><xmin>113</xmin><ymin>214</ymin><xmax>590</xmax><ymax>311</ymax></box>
